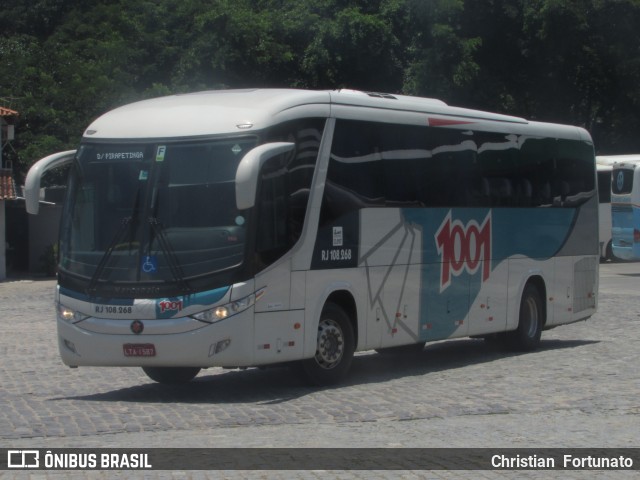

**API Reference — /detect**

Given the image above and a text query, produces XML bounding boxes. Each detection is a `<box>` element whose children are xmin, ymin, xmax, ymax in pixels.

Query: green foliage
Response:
<box><xmin>39</xmin><ymin>243</ymin><xmax>58</xmax><ymax>277</ymax></box>
<box><xmin>403</xmin><ymin>0</ymin><xmax>482</xmax><ymax>99</ymax></box>
<box><xmin>2</xmin><ymin>0</ymin><xmax>640</xmax><ymax>179</ymax></box>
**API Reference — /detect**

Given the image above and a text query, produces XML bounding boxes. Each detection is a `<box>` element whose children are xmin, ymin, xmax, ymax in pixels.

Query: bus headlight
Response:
<box><xmin>191</xmin><ymin>289</ymin><xmax>264</xmax><ymax>324</ymax></box>
<box><xmin>57</xmin><ymin>303</ymin><xmax>89</xmax><ymax>324</ymax></box>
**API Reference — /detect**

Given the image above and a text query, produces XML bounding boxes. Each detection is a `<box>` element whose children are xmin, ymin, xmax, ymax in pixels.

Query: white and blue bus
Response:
<box><xmin>610</xmin><ymin>155</ymin><xmax>640</xmax><ymax>260</ymax></box>
<box><xmin>25</xmin><ymin>89</ymin><xmax>598</xmax><ymax>385</ymax></box>
<box><xmin>595</xmin><ymin>156</ymin><xmax>617</xmax><ymax>260</ymax></box>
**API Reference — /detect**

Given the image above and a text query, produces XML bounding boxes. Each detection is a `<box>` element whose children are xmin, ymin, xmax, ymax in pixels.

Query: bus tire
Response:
<box><xmin>301</xmin><ymin>302</ymin><xmax>355</xmax><ymax>386</ymax></box>
<box><xmin>505</xmin><ymin>283</ymin><xmax>543</xmax><ymax>351</ymax></box>
<box><xmin>142</xmin><ymin>366</ymin><xmax>201</xmax><ymax>384</ymax></box>
<box><xmin>605</xmin><ymin>241</ymin><xmax>617</xmax><ymax>262</ymax></box>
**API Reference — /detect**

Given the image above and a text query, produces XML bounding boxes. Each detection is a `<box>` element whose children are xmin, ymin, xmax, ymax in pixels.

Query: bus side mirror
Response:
<box><xmin>235</xmin><ymin>142</ymin><xmax>295</xmax><ymax>210</ymax></box>
<box><xmin>24</xmin><ymin>150</ymin><xmax>76</xmax><ymax>214</ymax></box>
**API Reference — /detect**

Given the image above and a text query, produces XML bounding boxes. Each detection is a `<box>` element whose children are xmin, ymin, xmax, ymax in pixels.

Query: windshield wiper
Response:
<box><xmin>148</xmin><ymin>217</ymin><xmax>191</xmax><ymax>294</ymax></box>
<box><xmin>86</xmin><ymin>216</ymin><xmax>133</xmax><ymax>295</ymax></box>
<box><xmin>86</xmin><ymin>178</ymin><xmax>145</xmax><ymax>295</ymax></box>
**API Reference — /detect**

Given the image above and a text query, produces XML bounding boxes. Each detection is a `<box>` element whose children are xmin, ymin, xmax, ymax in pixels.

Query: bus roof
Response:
<box><xmin>600</xmin><ymin>155</ymin><xmax>640</xmax><ymax>170</ymax></box>
<box><xmin>597</xmin><ymin>154</ymin><xmax>640</xmax><ymax>165</ymax></box>
<box><xmin>82</xmin><ymin>88</ymin><xmax>586</xmax><ymax>140</ymax></box>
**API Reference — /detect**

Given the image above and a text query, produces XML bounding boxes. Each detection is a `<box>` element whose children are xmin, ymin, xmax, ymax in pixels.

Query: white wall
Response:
<box><xmin>28</xmin><ymin>203</ymin><xmax>63</xmax><ymax>274</ymax></box>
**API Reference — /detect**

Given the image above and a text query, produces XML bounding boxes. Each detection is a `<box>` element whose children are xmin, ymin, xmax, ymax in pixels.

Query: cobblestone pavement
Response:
<box><xmin>1</xmin><ymin>262</ymin><xmax>639</xmax><ymax>479</ymax></box>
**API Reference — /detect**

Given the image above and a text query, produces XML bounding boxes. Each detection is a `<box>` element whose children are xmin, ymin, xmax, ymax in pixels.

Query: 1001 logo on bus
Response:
<box><xmin>436</xmin><ymin>211</ymin><xmax>492</xmax><ymax>292</ymax></box>
<box><xmin>158</xmin><ymin>299</ymin><xmax>183</xmax><ymax>313</ymax></box>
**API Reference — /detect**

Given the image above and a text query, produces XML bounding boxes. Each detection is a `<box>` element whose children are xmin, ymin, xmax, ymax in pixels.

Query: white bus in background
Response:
<box><xmin>595</xmin><ymin>156</ymin><xmax>617</xmax><ymax>260</ymax></box>
<box><xmin>24</xmin><ymin>89</ymin><xmax>598</xmax><ymax>386</ymax></box>
<box><xmin>610</xmin><ymin>155</ymin><xmax>640</xmax><ymax>260</ymax></box>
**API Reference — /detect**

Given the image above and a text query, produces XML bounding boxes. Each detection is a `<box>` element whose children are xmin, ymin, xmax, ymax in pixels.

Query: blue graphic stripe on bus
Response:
<box><xmin>60</xmin><ymin>285</ymin><xmax>230</xmax><ymax>316</ymax></box>
<box><xmin>402</xmin><ymin>208</ymin><xmax>575</xmax><ymax>264</ymax></box>
<box><xmin>155</xmin><ymin>286</ymin><xmax>230</xmax><ymax>319</ymax></box>
<box><xmin>401</xmin><ymin>207</ymin><xmax>576</xmax><ymax>341</ymax></box>
<box><xmin>611</xmin><ymin>203</ymin><xmax>634</xmax><ymax>259</ymax></box>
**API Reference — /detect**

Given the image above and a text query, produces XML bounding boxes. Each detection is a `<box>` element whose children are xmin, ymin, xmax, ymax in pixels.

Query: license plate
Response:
<box><xmin>123</xmin><ymin>343</ymin><xmax>156</xmax><ymax>357</ymax></box>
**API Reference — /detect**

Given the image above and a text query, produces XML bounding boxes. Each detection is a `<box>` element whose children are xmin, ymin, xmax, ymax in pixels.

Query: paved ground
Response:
<box><xmin>1</xmin><ymin>262</ymin><xmax>639</xmax><ymax>479</ymax></box>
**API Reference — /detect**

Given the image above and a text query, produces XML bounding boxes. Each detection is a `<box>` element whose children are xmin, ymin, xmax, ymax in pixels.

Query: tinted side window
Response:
<box><xmin>382</xmin><ymin>124</ymin><xmax>477</xmax><ymax>208</ymax></box>
<box><xmin>473</xmin><ymin>131</ymin><xmax>520</xmax><ymax>207</ymax></box>
<box><xmin>520</xmin><ymin>137</ymin><xmax>595</xmax><ymax>207</ymax></box>
<box><xmin>322</xmin><ymin>120</ymin><xmax>478</xmax><ymax>225</ymax></box>
<box><xmin>553</xmin><ymin>139</ymin><xmax>595</xmax><ymax>207</ymax></box>
<box><xmin>322</xmin><ymin>120</ymin><xmax>595</xmax><ymax>224</ymax></box>
<box><xmin>326</xmin><ymin>120</ymin><xmax>385</xmax><ymax>204</ymax></box>
<box><xmin>255</xmin><ymin>119</ymin><xmax>325</xmax><ymax>270</ymax></box>
<box><xmin>597</xmin><ymin>170</ymin><xmax>611</xmax><ymax>203</ymax></box>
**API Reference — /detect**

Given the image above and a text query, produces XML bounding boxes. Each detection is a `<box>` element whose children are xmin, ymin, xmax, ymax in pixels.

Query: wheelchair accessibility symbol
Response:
<box><xmin>141</xmin><ymin>255</ymin><xmax>158</xmax><ymax>274</ymax></box>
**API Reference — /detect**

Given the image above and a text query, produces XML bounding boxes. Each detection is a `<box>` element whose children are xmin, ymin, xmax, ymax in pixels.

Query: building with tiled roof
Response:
<box><xmin>1</xmin><ymin>106</ymin><xmax>18</xmax><ymax>200</ymax></box>
<box><xmin>0</xmin><ymin>169</ymin><xmax>16</xmax><ymax>200</ymax></box>
<box><xmin>0</xmin><ymin>106</ymin><xmax>18</xmax><ymax>117</ymax></box>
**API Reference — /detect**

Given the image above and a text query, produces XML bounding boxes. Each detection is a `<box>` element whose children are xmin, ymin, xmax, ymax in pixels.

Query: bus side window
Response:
<box><xmin>537</xmin><ymin>181</ymin><xmax>552</xmax><ymax>206</ymax></box>
<box><xmin>321</xmin><ymin>120</ymin><xmax>385</xmax><ymax>225</ymax></box>
<box><xmin>256</xmin><ymin>119</ymin><xmax>324</xmax><ymax>270</ymax></box>
<box><xmin>514</xmin><ymin>178</ymin><xmax>532</xmax><ymax>207</ymax></box>
<box><xmin>597</xmin><ymin>170</ymin><xmax>611</xmax><ymax>203</ymax></box>
<box><xmin>487</xmin><ymin>177</ymin><xmax>513</xmax><ymax>207</ymax></box>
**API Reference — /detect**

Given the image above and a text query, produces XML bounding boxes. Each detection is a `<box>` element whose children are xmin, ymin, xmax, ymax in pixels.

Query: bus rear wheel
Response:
<box><xmin>301</xmin><ymin>302</ymin><xmax>355</xmax><ymax>386</ymax></box>
<box><xmin>605</xmin><ymin>241</ymin><xmax>614</xmax><ymax>262</ymax></box>
<box><xmin>142</xmin><ymin>366</ymin><xmax>201</xmax><ymax>384</ymax></box>
<box><xmin>505</xmin><ymin>283</ymin><xmax>543</xmax><ymax>351</ymax></box>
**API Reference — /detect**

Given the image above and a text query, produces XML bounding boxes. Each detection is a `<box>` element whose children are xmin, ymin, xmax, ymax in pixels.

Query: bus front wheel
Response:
<box><xmin>142</xmin><ymin>366</ymin><xmax>201</xmax><ymax>384</ymax></box>
<box><xmin>301</xmin><ymin>303</ymin><xmax>355</xmax><ymax>386</ymax></box>
<box><xmin>505</xmin><ymin>283</ymin><xmax>543</xmax><ymax>351</ymax></box>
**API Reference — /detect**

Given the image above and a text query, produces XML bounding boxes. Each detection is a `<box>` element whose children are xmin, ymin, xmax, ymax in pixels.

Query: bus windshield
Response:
<box><xmin>59</xmin><ymin>137</ymin><xmax>257</xmax><ymax>295</ymax></box>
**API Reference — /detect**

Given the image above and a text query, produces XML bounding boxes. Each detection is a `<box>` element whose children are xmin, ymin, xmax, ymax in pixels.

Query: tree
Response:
<box><xmin>295</xmin><ymin>0</ymin><xmax>409</xmax><ymax>91</ymax></box>
<box><xmin>403</xmin><ymin>0</ymin><xmax>481</xmax><ymax>100</ymax></box>
<box><xmin>520</xmin><ymin>0</ymin><xmax>640</xmax><ymax>152</ymax></box>
<box><xmin>3</xmin><ymin>0</ymin><xmax>640</xmax><ymax>176</ymax></box>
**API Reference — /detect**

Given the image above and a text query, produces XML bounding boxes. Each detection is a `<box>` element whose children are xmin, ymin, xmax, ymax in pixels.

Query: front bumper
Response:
<box><xmin>57</xmin><ymin>311</ymin><xmax>254</xmax><ymax>368</ymax></box>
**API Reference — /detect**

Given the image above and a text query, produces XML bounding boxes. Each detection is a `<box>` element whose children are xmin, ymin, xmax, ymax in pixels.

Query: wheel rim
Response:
<box><xmin>524</xmin><ymin>296</ymin><xmax>539</xmax><ymax>338</ymax></box>
<box><xmin>315</xmin><ymin>318</ymin><xmax>344</xmax><ymax>369</ymax></box>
